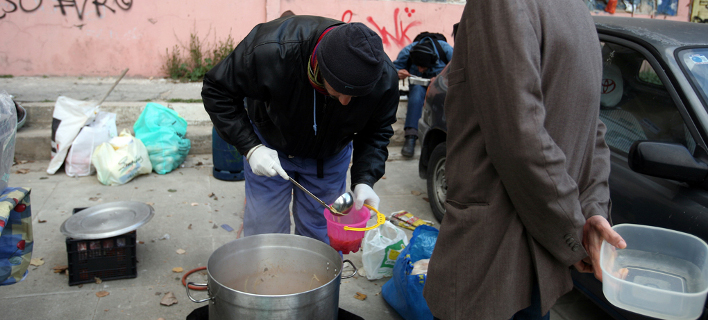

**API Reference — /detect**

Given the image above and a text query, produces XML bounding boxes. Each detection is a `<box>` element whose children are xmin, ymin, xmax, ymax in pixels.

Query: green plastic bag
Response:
<box><xmin>134</xmin><ymin>103</ymin><xmax>191</xmax><ymax>174</ymax></box>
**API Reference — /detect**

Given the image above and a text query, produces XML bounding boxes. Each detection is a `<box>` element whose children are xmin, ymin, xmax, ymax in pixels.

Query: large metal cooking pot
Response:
<box><xmin>187</xmin><ymin>234</ymin><xmax>356</xmax><ymax>320</ymax></box>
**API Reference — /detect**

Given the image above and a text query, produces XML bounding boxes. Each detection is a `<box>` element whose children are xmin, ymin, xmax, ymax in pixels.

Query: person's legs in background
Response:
<box><xmin>402</xmin><ymin>84</ymin><xmax>427</xmax><ymax>157</ymax></box>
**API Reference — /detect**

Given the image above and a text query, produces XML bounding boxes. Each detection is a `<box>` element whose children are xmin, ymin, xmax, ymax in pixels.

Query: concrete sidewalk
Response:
<box><xmin>0</xmin><ymin>76</ymin><xmax>612</xmax><ymax>319</ymax></box>
<box><xmin>0</xmin><ymin>153</ymin><xmax>610</xmax><ymax>320</ymax></box>
<box><xmin>1</xmin><ymin>76</ymin><xmax>408</xmax><ymax>161</ymax></box>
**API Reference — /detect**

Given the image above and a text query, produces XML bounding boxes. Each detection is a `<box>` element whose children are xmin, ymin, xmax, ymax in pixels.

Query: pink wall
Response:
<box><xmin>0</xmin><ymin>0</ymin><xmax>694</xmax><ymax>78</ymax></box>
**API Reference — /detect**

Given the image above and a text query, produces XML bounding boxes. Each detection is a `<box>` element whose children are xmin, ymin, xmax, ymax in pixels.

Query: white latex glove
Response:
<box><xmin>353</xmin><ymin>184</ymin><xmax>379</xmax><ymax>211</ymax></box>
<box><xmin>246</xmin><ymin>144</ymin><xmax>289</xmax><ymax>180</ymax></box>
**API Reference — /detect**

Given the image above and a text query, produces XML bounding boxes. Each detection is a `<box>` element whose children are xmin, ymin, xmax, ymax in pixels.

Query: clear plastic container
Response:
<box><xmin>601</xmin><ymin>224</ymin><xmax>708</xmax><ymax>320</ymax></box>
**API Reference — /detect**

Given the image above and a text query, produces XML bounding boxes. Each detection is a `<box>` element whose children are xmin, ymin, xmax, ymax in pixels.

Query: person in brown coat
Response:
<box><xmin>423</xmin><ymin>1</ymin><xmax>627</xmax><ymax>319</ymax></box>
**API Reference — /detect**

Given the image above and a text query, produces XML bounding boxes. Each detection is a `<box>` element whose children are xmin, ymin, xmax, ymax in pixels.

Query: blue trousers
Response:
<box><xmin>404</xmin><ymin>84</ymin><xmax>428</xmax><ymax>131</ymax></box>
<box><xmin>242</xmin><ymin>143</ymin><xmax>352</xmax><ymax>244</ymax></box>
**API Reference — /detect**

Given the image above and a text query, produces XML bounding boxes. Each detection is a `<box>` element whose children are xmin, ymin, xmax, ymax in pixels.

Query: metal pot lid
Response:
<box><xmin>60</xmin><ymin>201</ymin><xmax>154</xmax><ymax>239</ymax></box>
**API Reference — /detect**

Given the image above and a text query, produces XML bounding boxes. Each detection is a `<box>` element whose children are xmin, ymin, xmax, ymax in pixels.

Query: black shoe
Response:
<box><xmin>401</xmin><ymin>136</ymin><xmax>417</xmax><ymax>158</ymax></box>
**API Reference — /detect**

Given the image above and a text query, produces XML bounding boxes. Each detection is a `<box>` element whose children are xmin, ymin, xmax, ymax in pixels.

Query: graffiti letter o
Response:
<box><xmin>19</xmin><ymin>0</ymin><xmax>42</xmax><ymax>13</ymax></box>
<box><xmin>341</xmin><ymin>10</ymin><xmax>352</xmax><ymax>23</ymax></box>
<box><xmin>115</xmin><ymin>0</ymin><xmax>132</xmax><ymax>10</ymax></box>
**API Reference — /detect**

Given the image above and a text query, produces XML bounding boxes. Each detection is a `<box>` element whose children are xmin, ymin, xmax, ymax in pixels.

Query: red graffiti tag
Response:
<box><xmin>342</xmin><ymin>8</ymin><xmax>421</xmax><ymax>49</ymax></box>
<box><xmin>342</xmin><ymin>9</ymin><xmax>352</xmax><ymax>23</ymax></box>
<box><xmin>367</xmin><ymin>8</ymin><xmax>421</xmax><ymax>49</ymax></box>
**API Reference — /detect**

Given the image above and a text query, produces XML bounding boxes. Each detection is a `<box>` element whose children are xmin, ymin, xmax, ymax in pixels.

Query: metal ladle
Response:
<box><xmin>331</xmin><ymin>191</ymin><xmax>354</xmax><ymax>215</ymax></box>
<box><xmin>289</xmin><ymin>178</ymin><xmax>349</xmax><ymax>216</ymax></box>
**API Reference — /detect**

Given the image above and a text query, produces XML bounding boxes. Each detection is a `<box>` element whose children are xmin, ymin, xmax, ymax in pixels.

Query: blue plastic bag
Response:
<box><xmin>382</xmin><ymin>225</ymin><xmax>439</xmax><ymax>320</ymax></box>
<box><xmin>134</xmin><ymin>103</ymin><xmax>191</xmax><ymax>174</ymax></box>
<box><xmin>0</xmin><ymin>187</ymin><xmax>33</xmax><ymax>286</ymax></box>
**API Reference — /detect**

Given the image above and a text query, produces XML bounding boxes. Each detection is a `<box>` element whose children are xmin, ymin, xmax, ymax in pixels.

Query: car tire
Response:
<box><xmin>427</xmin><ymin>142</ymin><xmax>446</xmax><ymax>222</ymax></box>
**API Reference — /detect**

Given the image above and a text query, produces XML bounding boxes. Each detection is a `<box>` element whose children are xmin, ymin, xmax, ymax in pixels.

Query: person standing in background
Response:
<box><xmin>393</xmin><ymin>32</ymin><xmax>453</xmax><ymax>158</ymax></box>
<box><xmin>423</xmin><ymin>1</ymin><xmax>626</xmax><ymax>319</ymax></box>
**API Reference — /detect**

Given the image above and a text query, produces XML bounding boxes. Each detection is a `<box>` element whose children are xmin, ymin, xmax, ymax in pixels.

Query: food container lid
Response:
<box><xmin>408</xmin><ymin>76</ymin><xmax>431</xmax><ymax>86</ymax></box>
<box><xmin>60</xmin><ymin>201</ymin><xmax>154</xmax><ymax>239</ymax></box>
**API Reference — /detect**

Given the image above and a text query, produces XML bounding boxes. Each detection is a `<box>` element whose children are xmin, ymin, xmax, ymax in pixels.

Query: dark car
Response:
<box><xmin>417</xmin><ymin>16</ymin><xmax>708</xmax><ymax>319</ymax></box>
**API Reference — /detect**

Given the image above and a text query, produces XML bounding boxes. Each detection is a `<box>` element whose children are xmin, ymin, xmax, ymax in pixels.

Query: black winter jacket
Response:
<box><xmin>202</xmin><ymin>15</ymin><xmax>400</xmax><ymax>188</ymax></box>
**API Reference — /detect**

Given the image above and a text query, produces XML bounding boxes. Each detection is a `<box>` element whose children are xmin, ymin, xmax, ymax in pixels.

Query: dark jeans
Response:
<box><xmin>432</xmin><ymin>283</ymin><xmax>549</xmax><ymax>320</ymax></box>
<box><xmin>404</xmin><ymin>84</ymin><xmax>427</xmax><ymax>130</ymax></box>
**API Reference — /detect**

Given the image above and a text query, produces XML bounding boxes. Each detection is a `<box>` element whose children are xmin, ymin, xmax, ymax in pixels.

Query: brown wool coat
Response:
<box><xmin>423</xmin><ymin>1</ymin><xmax>611</xmax><ymax>319</ymax></box>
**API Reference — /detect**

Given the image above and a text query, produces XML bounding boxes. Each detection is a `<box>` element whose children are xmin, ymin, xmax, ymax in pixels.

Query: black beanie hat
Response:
<box><xmin>316</xmin><ymin>23</ymin><xmax>384</xmax><ymax>97</ymax></box>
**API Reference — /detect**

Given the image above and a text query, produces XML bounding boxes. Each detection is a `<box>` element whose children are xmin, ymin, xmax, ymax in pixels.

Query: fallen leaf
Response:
<box><xmin>354</xmin><ymin>292</ymin><xmax>367</xmax><ymax>300</ymax></box>
<box><xmin>172</xmin><ymin>267</ymin><xmax>184</xmax><ymax>273</ymax></box>
<box><xmin>138</xmin><ymin>241</ymin><xmax>145</xmax><ymax>244</ymax></box>
<box><xmin>158</xmin><ymin>318</ymin><xmax>166</xmax><ymax>320</ymax></box>
<box><xmin>96</xmin><ymin>291</ymin><xmax>110</xmax><ymax>297</ymax></box>
<box><xmin>214</xmin><ymin>196</ymin><xmax>218</xmax><ymax>201</ymax></box>
<box><xmin>160</xmin><ymin>292</ymin><xmax>178</xmax><ymax>306</ymax></box>
<box><xmin>411</xmin><ymin>190</ymin><xmax>422</xmax><ymax>196</ymax></box>
<box><xmin>18</xmin><ymin>160</ymin><xmax>28</xmax><ymax>164</ymax></box>
<box><xmin>78</xmin><ymin>284</ymin><xmax>83</xmax><ymax>288</ymax></box>
<box><xmin>15</xmin><ymin>169</ymin><xmax>30</xmax><ymax>174</ymax></box>
<box><xmin>191</xmin><ymin>203</ymin><xmax>198</xmax><ymax>206</ymax></box>
<box><xmin>52</xmin><ymin>265</ymin><xmax>69</xmax><ymax>273</ymax></box>
<box><xmin>212</xmin><ymin>224</ymin><xmax>218</xmax><ymax>229</ymax></box>
<box><xmin>382</xmin><ymin>175</ymin><xmax>387</xmax><ymax>179</ymax></box>
<box><xmin>208</xmin><ymin>192</ymin><xmax>215</xmax><ymax>198</ymax></box>
<box><xmin>188</xmin><ymin>224</ymin><xmax>192</xmax><ymax>229</ymax></box>
<box><xmin>39</xmin><ymin>177</ymin><xmax>48</xmax><ymax>180</ymax></box>
<box><xmin>146</xmin><ymin>202</ymin><xmax>155</xmax><ymax>206</ymax></box>
<box><xmin>155</xmin><ymin>292</ymin><xmax>162</xmax><ymax>296</ymax></box>
<box><xmin>176</xmin><ymin>249</ymin><xmax>186</xmax><ymax>255</ymax></box>
<box><xmin>196</xmin><ymin>161</ymin><xmax>203</xmax><ymax>166</ymax></box>
<box><xmin>168</xmin><ymin>189</ymin><xmax>177</xmax><ymax>193</ymax></box>
<box><xmin>89</xmin><ymin>197</ymin><xmax>100</xmax><ymax>201</ymax></box>
<box><xmin>95</xmin><ymin>277</ymin><xmax>102</xmax><ymax>284</ymax></box>
<box><xmin>38</xmin><ymin>219</ymin><xmax>47</xmax><ymax>223</ymax></box>
<box><xmin>30</xmin><ymin>258</ymin><xmax>44</xmax><ymax>266</ymax></box>
<box><xmin>422</xmin><ymin>197</ymin><xmax>429</xmax><ymax>202</ymax></box>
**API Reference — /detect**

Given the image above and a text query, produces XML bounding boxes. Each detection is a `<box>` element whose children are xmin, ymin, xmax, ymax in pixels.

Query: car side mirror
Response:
<box><xmin>628</xmin><ymin>141</ymin><xmax>708</xmax><ymax>183</ymax></box>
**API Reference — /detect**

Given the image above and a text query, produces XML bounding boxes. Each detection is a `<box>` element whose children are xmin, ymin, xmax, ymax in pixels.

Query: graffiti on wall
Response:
<box><xmin>0</xmin><ymin>0</ymin><xmax>132</xmax><ymax>20</ymax></box>
<box><xmin>342</xmin><ymin>7</ymin><xmax>422</xmax><ymax>49</ymax></box>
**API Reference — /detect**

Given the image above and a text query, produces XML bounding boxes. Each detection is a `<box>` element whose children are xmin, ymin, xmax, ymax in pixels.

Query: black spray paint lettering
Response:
<box><xmin>0</xmin><ymin>0</ymin><xmax>132</xmax><ymax>20</ymax></box>
<box><xmin>1</xmin><ymin>0</ymin><xmax>42</xmax><ymax>19</ymax></box>
<box><xmin>54</xmin><ymin>0</ymin><xmax>132</xmax><ymax>20</ymax></box>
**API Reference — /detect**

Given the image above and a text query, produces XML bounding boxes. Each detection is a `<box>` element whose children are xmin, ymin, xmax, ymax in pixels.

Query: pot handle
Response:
<box><xmin>341</xmin><ymin>259</ymin><xmax>358</xmax><ymax>279</ymax></box>
<box><xmin>186</xmin><ymin>282</ymin><xmax>213</xmax><ymax>303</ymax></box>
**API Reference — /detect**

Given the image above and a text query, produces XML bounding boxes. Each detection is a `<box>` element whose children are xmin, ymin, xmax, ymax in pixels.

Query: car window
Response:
<box><xmin>677</xmin><ymin>48</ymin><xmax>708</xmax><ymax>110</ymax></box>
<box><xmin>599</xmin><ymin>41</ymin><xmax>696</xmax><ymax>156</ymax></box>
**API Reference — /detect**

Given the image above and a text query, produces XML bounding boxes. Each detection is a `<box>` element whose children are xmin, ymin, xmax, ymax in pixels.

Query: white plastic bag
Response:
<box><xmin>47</xmin><ymin>96</ymin><xmax>99</xmax><ymax>174</ymax></box>
<box><xmin>91</xmin><ymin>130</ymin><xmax>152</xmax><ymax>186</ymax></box>
<box><xmin>0</xmin><ymin>91</ymin><xmax>17</xmax><ymax>191</ymax></box>
<box><xmin>362</xmin><ymin>221</ymin><xmax>409</xmax><ymax>280</ymax></box>
<box><xmin>65</xmin><ymin>112</ymin><xmax>117</xmax><ymax>177</ymax></box>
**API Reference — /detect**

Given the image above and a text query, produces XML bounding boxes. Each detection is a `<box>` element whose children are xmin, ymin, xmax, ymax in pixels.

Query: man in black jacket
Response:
<box><xmin>202</xmin><ymin>15</ymin><xmax>399</xmax><ymax>245</ymax></box>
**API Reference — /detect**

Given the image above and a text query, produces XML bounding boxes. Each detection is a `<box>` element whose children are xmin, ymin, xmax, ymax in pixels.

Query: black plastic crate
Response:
<box><xmin>65</xmin><ymin>208</ymin><xmax>138</xmax><ymax>286</ymax></box>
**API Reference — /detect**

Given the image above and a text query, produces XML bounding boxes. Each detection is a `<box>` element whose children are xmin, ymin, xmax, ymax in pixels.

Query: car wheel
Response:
<box><xmin>427</xmin><ymin>142</ymin><xmax>446</xmax><ymax>222</ymax></box>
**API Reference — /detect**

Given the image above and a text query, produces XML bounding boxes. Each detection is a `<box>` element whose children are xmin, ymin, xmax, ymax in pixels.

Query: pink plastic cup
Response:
<box><xmin>324</xmin><ymin>206</ymin><xmax>371</xmax><ymax>254</ymax></box>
